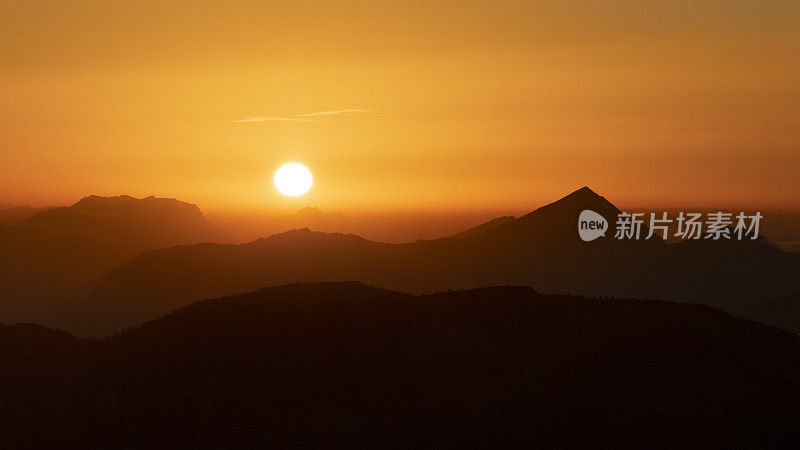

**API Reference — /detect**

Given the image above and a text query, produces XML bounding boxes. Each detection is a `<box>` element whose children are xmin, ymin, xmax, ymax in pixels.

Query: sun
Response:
<box><xmin>274</xmin><ymin>163</ymin><xmax>313</xmax><ymax>196</ymax></box>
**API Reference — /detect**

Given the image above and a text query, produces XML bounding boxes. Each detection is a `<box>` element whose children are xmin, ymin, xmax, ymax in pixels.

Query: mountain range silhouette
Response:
<box><xmin>0</xmin><ymin>205</ymin><xmax>47</xmax><ymax>226</ymax></box>
<box><xmin>2</xmin><ymin>282</ymin><xmax>799</xmax><ymax>448</ymax></box>
<box><xmin>70</xmin><ymin>187</ymin><xmax>800</xmax><ymax>335</ymax></box>
<box><xmin>2</xmin><ymin>187</ymin><xmax>800</xmax><ymax>335</ymax></box>
<box><xmin>0</xmin><ymin>195</ymin><xmax>227</xmax><ymax>322</ymax></box>
<box><xmin>743</xmin><ymin>289</ymin><xmax>800</xmax><ymax>332</ymax></box>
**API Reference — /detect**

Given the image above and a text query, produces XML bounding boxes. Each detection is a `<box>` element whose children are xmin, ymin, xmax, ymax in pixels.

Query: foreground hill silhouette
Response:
<box><xmin>2</xmin><ymin>282</ymin><xmax>800</xmax><ymax>448</ymax></box>
<box><xmin>80</xmin><ymin>187</ymin><xmax>800</xmax><ymax>335</ymax></box>
<box><xmin>0</xmin><ymin>195</ymin><xmax>227</xmax><ymax>323</ymax></box>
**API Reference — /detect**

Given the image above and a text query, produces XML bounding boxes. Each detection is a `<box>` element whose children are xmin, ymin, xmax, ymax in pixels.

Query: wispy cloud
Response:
<box><xmin>296</xmin><ymin>109</ymin><xmax>373</xmax><ymax>117</ymax></box>
<box><xmin>228</xmin><ymin>109</ymin><xmax>373</xmax><ymax>124</ymax></box>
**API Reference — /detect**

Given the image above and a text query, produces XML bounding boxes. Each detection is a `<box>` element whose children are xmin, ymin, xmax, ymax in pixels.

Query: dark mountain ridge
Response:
<box><xmin>79</xmin><ymin>187</ymin><xmax>800</xmax><ymax>335</ymax></box>
<box><xmin>3</xmin><ymin>282</ymin><xmax>800</xmax><ymax>448</ymax></box>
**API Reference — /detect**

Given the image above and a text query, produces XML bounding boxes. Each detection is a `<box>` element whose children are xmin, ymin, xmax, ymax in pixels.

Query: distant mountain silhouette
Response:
<box><xmin>0</xmin><ymin>195</ymin><xmax>227</xmax><ymax>324</ymax></box>
<box><xmin>291</xmin><ymin>205</ymin><xmax>350</xmax><ymax>221</ymax></box>
<box><xmin>18</xmin><ymin>195</ymin><xmax>226</xmax><ymax>244</ymax></box>
<box><xmin>76</xmin><ymin>186</ymin><xmax>800</xmax><ymax>334</ymax></box>
<box><xmin>742</xmin><ymin>290</ymin><xmax>800</xmax><ymax>333</ymax></box>
<box><xmin>0</xmin><ymin>205</ymin><xmax>48</xmax><ymax>225</ymax></box>
<box><xmin>655</xmin><ymin>234</ymin><xmax>800</xmax><ymax>311</ymax></box>
<box><xmin>266</xmin><ymin>206</ymin><xmax>354</xmax><ymax>234</ymax></box>
<box><xmin>209</xmin><ymin>207</ymin><xmax>513</xmax><ymax>244</ymax></box>
<box><xmin>208</xmin><ymin>206</ymin><xmax>353</xmax><ymax>243</ymax></box>
<box><xmin>2</xmin><ymin>282</ymin><xmax>799</xmax><ymax>448</ymax></box>
<box><xmin>0</xmin><ymin>322</ymin><xmax>82</xmax><ymax>350</ymax></box>
<box><xmin>271</xmin><ymin>206</ymin><xmax>353</xmax><ymax>234</ymax></box>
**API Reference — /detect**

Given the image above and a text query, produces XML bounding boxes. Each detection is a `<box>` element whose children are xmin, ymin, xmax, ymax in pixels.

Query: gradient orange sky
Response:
<box><xmin>2</xmin><ymin>0</ymin><xmax>798</xmax><ymax>213</ymax></box>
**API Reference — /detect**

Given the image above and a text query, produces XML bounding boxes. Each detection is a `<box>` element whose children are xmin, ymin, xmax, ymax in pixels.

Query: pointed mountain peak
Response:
<box><xmin>519</xmin><ymin>186</ymin><xmax>619</xmax><ymax>221</ymax></box>
<box><xmin>505</xmin><ymin>187</ymin><xmax>658</xmax><ymax>244</ymax></box>
<box><xmin>562</xmin><ymin>186</ymin><xmax>602</xmax><ymax>201</ymax></box>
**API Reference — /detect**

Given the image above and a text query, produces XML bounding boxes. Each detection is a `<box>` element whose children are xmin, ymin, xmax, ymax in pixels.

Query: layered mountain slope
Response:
<box><xmin>82</xmin><ymin>186</ymin><xmax>800</xmax><ymax>335</ymax></box>
<box><xmin>0</xmin><ymin>195</ymin><xmax>227</xmax><ymax>322</ymax></box>
<box><xmin>0</xmin><ymin>205</ymin><xmax>48</xmax><ymax>226</ymax></box>
<box><xmin>743</xmin><ymin>290</ymin><xmax>800</xmax><ymax>333</ymax></box>
<box><xmin>2</xmin><ymin>282</ymin><xmax>800</xmax><ymax>447</ymax></box>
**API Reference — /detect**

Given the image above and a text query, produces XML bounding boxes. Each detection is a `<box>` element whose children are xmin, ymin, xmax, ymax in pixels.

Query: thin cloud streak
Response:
<box><xmin>296</xmin><ymin>109</ymin><xmax>373</xmax><ymax>117</ymax></box>
<box><xmin>228</xmin><ymin>109</ymin><xmax>374</xmax><ymax>124</ymax></box>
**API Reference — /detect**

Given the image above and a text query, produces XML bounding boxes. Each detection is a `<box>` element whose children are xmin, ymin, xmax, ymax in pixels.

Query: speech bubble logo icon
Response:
<box><xmin>578</xmin><ymin>210</ymin><xmax>608</xmax><ymax>242</ymax></box>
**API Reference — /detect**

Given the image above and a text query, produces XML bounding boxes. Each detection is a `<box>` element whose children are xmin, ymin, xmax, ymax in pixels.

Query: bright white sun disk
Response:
<box><xmin>274</xmin><ymin>163</ymin><xmax>312</xmax><ymax>196</ymax></box>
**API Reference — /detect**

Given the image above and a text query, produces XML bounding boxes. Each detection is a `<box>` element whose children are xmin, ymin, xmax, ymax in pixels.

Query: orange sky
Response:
<box><xmin>1</xmin><ymin>0</ymin><xmax>798</xmax><ymax>213</ymax></box>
